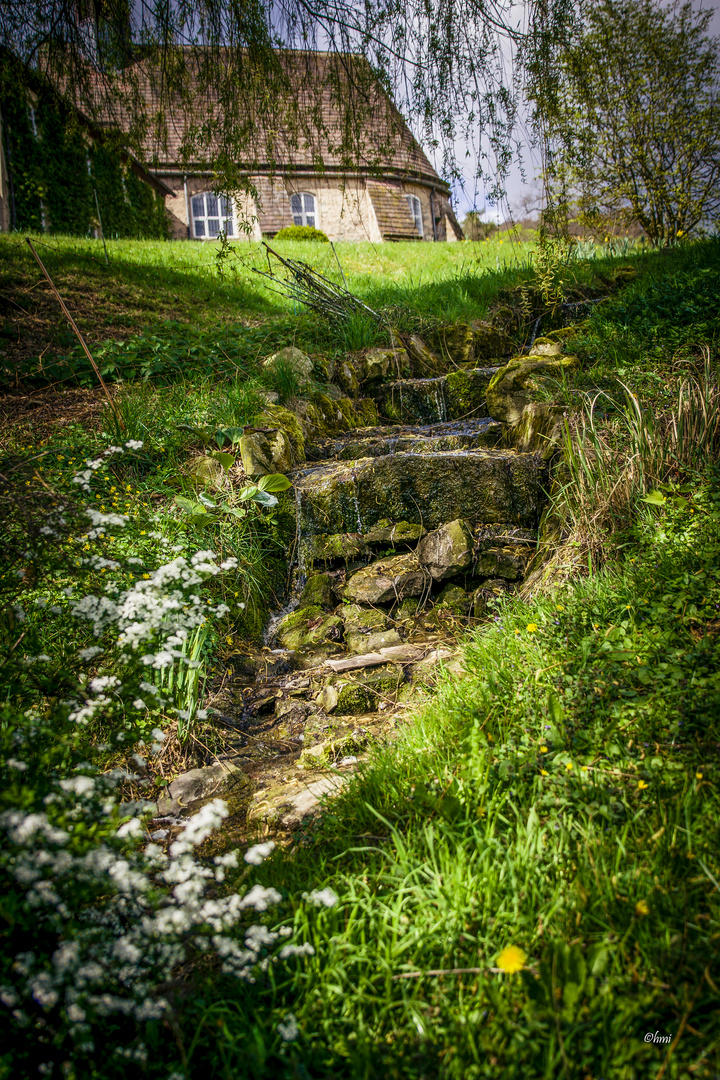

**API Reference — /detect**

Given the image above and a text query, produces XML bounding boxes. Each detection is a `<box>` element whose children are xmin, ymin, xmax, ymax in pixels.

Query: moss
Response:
<box><xmin>300</xmin><ymin>573</ymin><xmax>336</xmax><ymax>608</ymax></box>
<box><xmin>256</xmin><ymin>404</ymin><xmax>306</xmax><ymax>463</ymax></box>
<box><xmin>276</xmin><ymin>605</ymin><xmax>344</xmax><ymax>650</ymax></box>
<box><xmin>336</xmin><ymin>682</ymin><xmax>375</xmax><ymax>714</ymax></box>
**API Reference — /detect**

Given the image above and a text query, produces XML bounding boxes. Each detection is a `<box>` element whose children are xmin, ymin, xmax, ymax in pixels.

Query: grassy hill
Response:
<box><xmin>1</xmin><ymin>232</ymin><xmax>719</xmax><ymax>1080</ymax></box>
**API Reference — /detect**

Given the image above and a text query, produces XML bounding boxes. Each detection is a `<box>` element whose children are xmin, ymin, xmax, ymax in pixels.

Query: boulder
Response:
<box><xmin>504</xmin><ymin>402</ymin><xmax>566</xmax><ymax>461</ymax></box>
<box><xmin>528</xmin><ymin>339</ymin><xmax>564</xmax><ymax>357</ymax></box>
<box><xmin>336</xmin><ymin>360</ymin><xmax>360</xmax><ymax>395</ymax></box>
<box><xmin>471</xmin><ymin>320</ymin><xmax>513</xmax><ymax>359</ymax></box>
<box><xmin>472</xmin><ymin>578</ymin><xmax>509</xmax><ymax>619</ymax></box>
<box><xmin>375</xmin><ymin>377</ymin><xmax>447</xmax><ymax>424</ymax></box>
<box><xmin>343</xmin><ymin>552</ymin><xmax>430</xmax><ymax>604</ymax></box>
<box><xmin>262</xmin><ymin>346</ymin><xmax>314</xmax><ymax>390</ymax></box>
<box><xmin>486</xmin><ymin>354</ymin><xmax>580</xmax><ymax>425</ymax></box>
<box><xmin>300</xmin><ymin>572</ymin><xmax>337</xmax><ymax>608</ymax></box>
<box><xmin>362</xmin><ymin>347</ymin><xmax>410</xmax><ymax>384</ymax></box>
<box><xmin>445</xmin><ymin>367</ymin><xmax>499</xmax><ymax>419</ymax></box>
<box><xmin>435</xmin><ymin>583</ymin><xmax>472</xmax><ymax>615</ymax></box>
<box><xmin>276</xmin><ymin>605</ymin><xmax>344</xmax><ymax>651</ymax></box>
<box><xmin>247</xmin><ymin>772</ymin><xmax>347</xmax><ymax>830</ymax></box>
<box><xmin>341</xmin><ymin>604</ymin><xmax>397</xmax><ymax>654</ymax></box>
<box><xmin>393</xmin><ymin>332</ymin><xmax>443</xmax><ymax>377</ymax></box>
<box><xmin>239</xmin><ymin>428</ymin><xmax>292</xmax><ymax>476</ymax></box>
<box><xmin>417</xmin><ymin>519</ymin><xmax>473</xmax><ymax>581</ymax></box>
<box><xmin>436</xmin><ymin>322</ymin><xmax>475</xmax><ymax>365</ymax></box>
<box><xmin>363</xmin><ymin>520</ymin><xmax>426</xmax><ymax>545</ymax></box>
<box><xmin>156</xmin><ymin>761</ymin><xmax>248</xmax><ymax>817</ymax></box>
<box><xmin>475</xmin><ymin>545</ymin><xmax>529</xmax><ymax>581</ymax></box>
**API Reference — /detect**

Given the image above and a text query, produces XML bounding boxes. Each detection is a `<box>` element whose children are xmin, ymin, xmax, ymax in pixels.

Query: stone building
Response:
<box><xmin>127</xmin><ymin>50</ymin><xmax>464</xmax><ymax>244</ymax></box>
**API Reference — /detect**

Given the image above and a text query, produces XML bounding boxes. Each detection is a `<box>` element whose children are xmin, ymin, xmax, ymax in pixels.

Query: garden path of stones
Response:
<box><xmin>150</xmin><ymin>322</ymin><xmax>580</xmax><ymax>844</ymax></box>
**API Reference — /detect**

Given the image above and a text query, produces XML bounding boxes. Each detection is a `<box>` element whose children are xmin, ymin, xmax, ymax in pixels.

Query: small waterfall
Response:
<box><xmin>294</xmin><ymin>485</ymin><xmax>307</xmax><ymax>577</ymax></box>
<box><xmin>349</xmin><ymin>473</ymin><xmax>363</xmax><ymax>533</ymax></box>
<box><xmin>529</xmin><ymin>315</ymin><xmax>543</xmax><ymax>349</ymax></box>
<box><xmin>433</xmin><ymin>381</ymin><xmax>447</xmax><ymax>423</ymax></box>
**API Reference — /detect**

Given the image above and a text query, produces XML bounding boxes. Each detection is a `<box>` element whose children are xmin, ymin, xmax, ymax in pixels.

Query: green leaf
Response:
<box><xmin>250</xmin><ymin>490</ymin><xmax>278</xmax><ymax>507</ymax></box>
<box><xmin>213</xmin><ymin>451</ymin><xmax>236</xmax><ymax>473</ymax></box>
<box><xmin>226</xmin><ymin>507</ymin><xmax>248</xmax><ymax>520</ymax></box>
<box><xmin>641</xmin><ymin>489</ymin><xmax>666</xmax><ymax>505</ymax></box>
<box><xmin>238</xmin><ymin>485</ymin><xmax>259</xmax><ymax>502</ymax></box>
<box><xmin>216</xmin><ymin>426</ymin><xmax>246</xmax><ymax>447</ymax></box>
<box><xmin>257</xmin><ymin>473</ymin><xmax>292</xmax><ymax>493</ymax></box>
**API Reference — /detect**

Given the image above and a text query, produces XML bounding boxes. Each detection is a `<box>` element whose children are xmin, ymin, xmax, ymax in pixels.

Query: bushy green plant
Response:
<box><xmin>273</xmin><ymin>225</ymin><xmax>329</xmax><ymax>242</ymax></box>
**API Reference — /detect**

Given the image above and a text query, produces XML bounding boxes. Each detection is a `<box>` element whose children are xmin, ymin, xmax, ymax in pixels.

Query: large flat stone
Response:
<box><xmin>291</xmin><ymin>450</ymin><xmax>548</xmax><ymax>538</ymax></box>
<box><xmin>342</xmin><ymin>551</ymin><xmax>430</xmax><ymax>604</ymax></box>
<box><xmin>306</xmin><ymin>417</ymin><xmax>502</xmax><ymax>462</ymax></box>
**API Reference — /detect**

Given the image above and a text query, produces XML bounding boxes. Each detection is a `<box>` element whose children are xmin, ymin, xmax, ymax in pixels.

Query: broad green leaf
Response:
<box><xmin>250</xmin><ymin>490</ymin><xmax>278</xmax><ymax>507</ymax></box>
<box><xmin>213</xmin><ymin>451</ymin><xmax>236</xmax><ymax>473</ymax></box>
<box><xmin>257</xmin><ymin>472</ymin><xmax>292</xmax><ymax>493</ymax></box>
<box><xmin>216</xmin><ymin>426</ymin><xmax>246</xmax><ymax>447</ymax></box>
<box><xmin>197</xmin><ymin>493</ymin><xmax>217</xmax><ymax>508</ymax></box>
<box><xmin>641</xmin><ymin>489</ymin><xmax>666</xmax><ymax>505</ymax></box>
<box><xmin>238</xmin><ymin>485</ymin><xmax>259</xmax><ymax>501</ymax></box>
<box><xmin>226</xmin><ymin>507</ymin><xmax>248</xmax><ymax>520</ymax></box>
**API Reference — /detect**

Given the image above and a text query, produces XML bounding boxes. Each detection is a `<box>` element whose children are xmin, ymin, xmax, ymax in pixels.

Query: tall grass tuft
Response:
<box><xmin>553</xmin><ymin>349</ymin><xmax>720</xmax><ymax>570</ymax></box>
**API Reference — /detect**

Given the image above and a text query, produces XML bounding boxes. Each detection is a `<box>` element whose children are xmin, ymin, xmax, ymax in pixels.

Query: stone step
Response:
<box><xmin>305</xmin><ymin>417</ymin><xmax>503</xmax><ymax>461</ymax></box>
<box><xmin>371</xmin><ymin>366</ymin><xmax>501</xmax><ymax>424</ymax></box>
<box><xmin>290</xmin><ymin>448</ymin><xmax>548</xmax><ymax>540</ymax></box>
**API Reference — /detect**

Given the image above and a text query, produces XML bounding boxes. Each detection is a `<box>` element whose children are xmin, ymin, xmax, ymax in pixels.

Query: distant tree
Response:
<box><xmin>536</xmin><ymin>0</ymin><xmax>720</xmax><ymax>245</ymax></box>
<box><xmin>461</xmin><ymin>210</ymin><xmax>498</xmax><ymax>240</ymax></box>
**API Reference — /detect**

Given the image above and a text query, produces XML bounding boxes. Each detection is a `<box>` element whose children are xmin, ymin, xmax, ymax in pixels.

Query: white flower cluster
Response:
<box><xmin>0</xmin><ymin>786</ymin><xmax>323</xmax><ymax>1050</ymax></box>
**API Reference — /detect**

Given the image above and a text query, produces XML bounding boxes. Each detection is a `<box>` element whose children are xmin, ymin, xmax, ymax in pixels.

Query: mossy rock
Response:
<box><xmin>276</xmin><ymin>605</ymin><xmax>344</xmax><ymax>650</ymax></box>
<box><xmin>336</xmin><ymin>682</ymin><xmax>375</xmax><ymax>714</ymax></box>
<box><xmin>435</xmin><ymin>583</ymin><xmax>472</xmax><ymax>616</ymax></box>
<box><xmin>300</xmin><ymin>532</ymin><xmax>369</xmax><ymax>567</ymax></box>
<box><xmin>239</xmin><ymin>428</ymin><xmax>292</xmax><ymax>476</ymax></box>
<box><xmin>343</xmin><ymin>551</ymin><xmax>430</xmax><ymax>604</ymax></box>
<box><xmin>300</xmin><ymin>573</ymin><xmax>337</xmax><ymax>608</ymax></box>
<box><xmin>486</xmin><ymin>354</ymin><xmax>580</xmax><ymax>425</ymax></box>
<box><xmin>292</xmin><ymin>451</ymin><xmax>548</xmax><ymax>536</ymax></box>
<box><xmin>445</xmin><ymin>367</ymin><xmax>499</xmax><ymax>419</ymax></box>
<box><xmin>503</xmin><ymin>402</ymin><xmax>566</xmax><ymax>461</ymax></box>
<box><xmin>364</xmin><ymin>520</ymin><xmax>426</xmax><ymax>545</ymax></box>
<box><xmin>256</xmin><ymin>403</ymin><xmax>306</xmax><ymax>463</ymax></box>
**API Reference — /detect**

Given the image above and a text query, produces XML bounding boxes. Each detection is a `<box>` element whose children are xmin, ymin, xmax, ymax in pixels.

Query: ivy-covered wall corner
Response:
<box><xmin>1</xmin><ymin>81</ymin><xmax>168</xmax><ymax>240</ymax></box>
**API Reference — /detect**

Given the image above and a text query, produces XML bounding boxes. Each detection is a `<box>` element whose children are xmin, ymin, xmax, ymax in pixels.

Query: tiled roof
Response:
<box><xmin>93</xmin><ymin>49</ymin><xmax>445</xmax><ymax>187</ymax></box>
<box><xmin>367</xmin><ymin>180</ymin><xmax>420</xmax><ymax>240</ymax></box>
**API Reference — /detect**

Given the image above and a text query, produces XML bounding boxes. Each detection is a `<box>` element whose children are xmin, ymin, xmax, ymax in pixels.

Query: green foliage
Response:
<box><xmin>274</xmin><ymin>225</ymin><xmax>330</xmax><ymax>242</ymax></box>
<box><xmin>1</xmin><ymin>77</ymin><xmax>167</xmax><ymax>239</ymax></box>
<box><xmin>538</xmin><ymin>0</ymin><xmax>720</xmax><ymax>244</ymax></box>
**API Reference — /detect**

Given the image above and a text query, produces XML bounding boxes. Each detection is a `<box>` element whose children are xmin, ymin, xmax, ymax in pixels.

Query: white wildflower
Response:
<box><xmin>277</xmin><ymin>1014</ymin><xmax>299</xmax><ymax>1042</ymax></box>
<box><xmin>244</xmin><ymin>841</ymin><xmax>276</xmax><ymax>866</ymax></box>
<box><xmin>303</xmin><ymin>887</ymin><xmax>339</xmax><ymax>908</ymax></box>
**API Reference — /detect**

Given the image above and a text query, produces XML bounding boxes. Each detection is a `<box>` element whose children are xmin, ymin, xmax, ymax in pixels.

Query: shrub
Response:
<box><xmin>273</xmin><ymin>225</ymin><xmax>329</xmax><ymax>243</ymax></box>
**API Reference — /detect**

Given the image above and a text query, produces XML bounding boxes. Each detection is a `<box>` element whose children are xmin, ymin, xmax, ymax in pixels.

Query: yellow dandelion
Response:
<box><xmin>635</xmin><ymin>899</ymin><xmax>649</xmax><ymax>917</ymax></box>
<box><xmin>555</xmin><ymin>604</ymin><xmax>564</xmax><ymax>611</ymax></box>
<box><xmin>581</xmin><ymin>766</ymin><xmax>588</xmax><ymax>772</ymax></box>
<box><xmin>540</xmin><ymin>746</ymin><xmax>549</xmax><ymax>753</ymax></box>
<box><xmin>696</xmin><ymin>772</ymin><xmax>703</xmax><ymax>780</ymax></box>
<box><xmin>565</xmin><ymin>762</ymin><xmax>573</xmax><ymax>771</ymax></box>
<box><xmin>496</xmin><ymin>945</ymin><xmax>526</xmax><ymax>974</ymax></box>
<box><xmin>638</xmin><ymin>780</ymin><xmax>649</xmax><ymax>790</ymax></box>
<box><xmin>540</xmin><ymin>769</ymin><xmax>548</xmax><ymax>776</ymax></box>
<box><xmin>526</xmin><ymin>623</ymin><xmax>538</xmax><ymax>633</ymax></box>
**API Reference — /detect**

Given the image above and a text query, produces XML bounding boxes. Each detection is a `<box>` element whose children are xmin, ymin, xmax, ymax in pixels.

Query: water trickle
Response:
<box><xmin>349</xmin><ymin>473</ymin><xmax>363</xmax><ymax>533</ymax></box>
<box><xmin>529</xmin><ymin>315</ymin><xmax>543</xmax><ymax>349</ymax></box>
<box><xmin>294</xmin><ymin>485</ymin><xmax>307</xmax><ymax>577</ymax></box>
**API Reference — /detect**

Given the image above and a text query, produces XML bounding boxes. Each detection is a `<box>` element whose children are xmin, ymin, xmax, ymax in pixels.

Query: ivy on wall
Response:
<box><xmin>3</xmin><ymin>85</ymin><xmax>167</xmax><ymax>240</ymax></box>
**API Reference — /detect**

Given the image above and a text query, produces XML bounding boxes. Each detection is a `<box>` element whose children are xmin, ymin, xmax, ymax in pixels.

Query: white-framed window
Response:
<box><xmin>191</xmin><ymin>192</ymin><xmax>234</xmax><ymax>239</ymax></box>
<box><xmin>290</xmin><ymin>192</ymin><xmax>317</xmax><ymax>228</ymax></box>
<box><xmin>407</xmin><ymin>194</ymin><xmax>424</xmax><ymax>237</ymax></box>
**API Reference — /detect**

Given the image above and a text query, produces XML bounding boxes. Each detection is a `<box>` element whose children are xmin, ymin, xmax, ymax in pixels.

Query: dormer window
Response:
<box><xmin>191</xmin><ymin>192</ymin><xmax>234</xmax><ymax>239</ymax></box>
<box><xmin>407</xmin><ymin>194</ymin><xmax>423</xmax><ymax>237</ymax></box>
<box><xmin>290</xmin><ymin>192</ymin><xmax>317</xmax><ymax>228</ymax></box>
